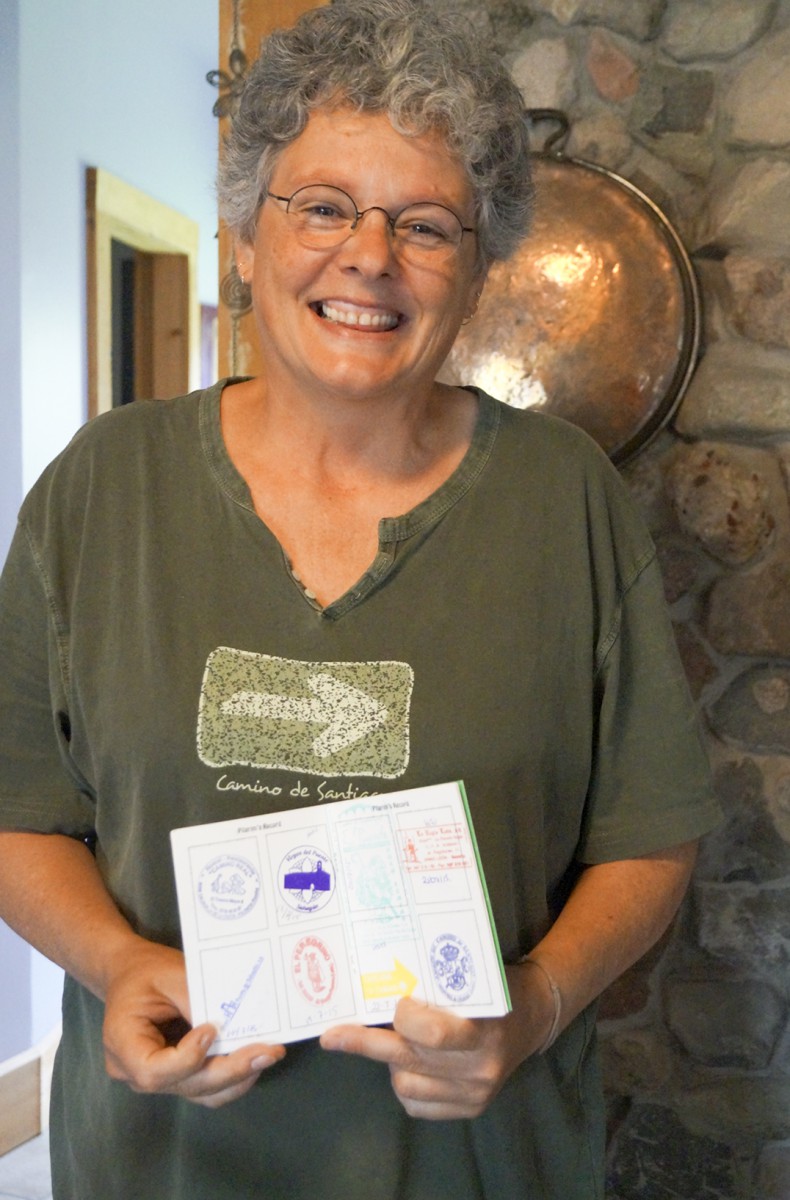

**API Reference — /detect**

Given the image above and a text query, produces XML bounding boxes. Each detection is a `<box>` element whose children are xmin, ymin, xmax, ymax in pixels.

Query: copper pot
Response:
<box><xmin>444</xmin><ymin>111</ymin><xmax>702</xmax><ymax>464</ymax></box>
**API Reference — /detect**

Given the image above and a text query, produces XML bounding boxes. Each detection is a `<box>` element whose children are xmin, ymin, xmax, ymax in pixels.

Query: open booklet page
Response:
<box><xmin>170</xmin><ymin>780</ymin><xmax>511</xmax><ymax>1050</ymax></box>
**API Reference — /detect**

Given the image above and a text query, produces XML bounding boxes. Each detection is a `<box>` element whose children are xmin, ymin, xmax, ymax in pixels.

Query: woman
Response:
<box><xmin>0</xmin><ymin>2</ymin><xmax>719</xmax><ymax>1197</ymax></box>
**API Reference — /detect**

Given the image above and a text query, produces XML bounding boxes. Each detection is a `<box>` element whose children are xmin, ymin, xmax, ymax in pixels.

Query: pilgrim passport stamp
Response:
<box><xmin>171</xmin><ymin>780</ymin><xmax>510</xmax><ymax>1052</ymax></box>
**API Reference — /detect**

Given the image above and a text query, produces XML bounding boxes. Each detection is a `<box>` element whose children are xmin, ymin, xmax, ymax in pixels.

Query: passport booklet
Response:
<box><xmin>170</xmin><ymin>780</ymin><xmax>510</xmax><ymax>1051</ymax></box>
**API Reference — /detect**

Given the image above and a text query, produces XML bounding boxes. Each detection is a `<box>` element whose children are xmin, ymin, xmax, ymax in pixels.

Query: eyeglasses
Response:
<box><xmin>265</xmin><ymin>185</ymin><xmax>476</xmax><ymax>263</ymax></box>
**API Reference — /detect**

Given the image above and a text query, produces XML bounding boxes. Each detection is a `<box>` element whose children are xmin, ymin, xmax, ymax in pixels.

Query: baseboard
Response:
<box><xmin>0</xmin><ymin>1057</ymin><xmax>40</xmax><ymax>1156</ymax></box>
<box><xmin>0</xmin><ymin>1025</ymin><xmax>61</xmax><ymax>1156</ymax></box>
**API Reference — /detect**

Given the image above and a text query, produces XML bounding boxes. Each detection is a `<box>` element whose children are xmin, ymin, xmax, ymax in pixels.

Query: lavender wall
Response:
<box><xmin>0</xmin><ymin>0</ymin><xmax>218</xmax><ymax>1062</ymax></box>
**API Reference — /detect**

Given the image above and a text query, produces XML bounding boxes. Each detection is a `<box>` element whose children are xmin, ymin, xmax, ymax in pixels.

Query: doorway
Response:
<box><xmin>110</xmin><ymin>237</ymin><xmax>190</xmax><ymax>407</ymax></box>
<box><xmin>86</xmin><ymin>167</ymin><xmax>200</xmax><ymax>416</ymax></box>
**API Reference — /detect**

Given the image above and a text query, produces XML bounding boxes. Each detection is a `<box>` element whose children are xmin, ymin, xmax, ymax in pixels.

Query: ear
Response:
<box><xmin>465</xmin><ymin>269</ymin><xmax>488</xmax><ymax>321</ymax></box>
<box><xmin>235</xmin><ymin>238</ymin><xmax>255</xmax><ymax>285</ymax></box>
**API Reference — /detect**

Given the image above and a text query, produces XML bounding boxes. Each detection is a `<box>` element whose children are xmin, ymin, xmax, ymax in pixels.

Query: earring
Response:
<box><xmin>221</xmin><ymin>265</ymin><xmax>252</xmax><ymax>318</ymax></box>
<box><xmin>462</xmin><ymin>299</ymin><xmax>479</xmax><ymax>327</ymax></box>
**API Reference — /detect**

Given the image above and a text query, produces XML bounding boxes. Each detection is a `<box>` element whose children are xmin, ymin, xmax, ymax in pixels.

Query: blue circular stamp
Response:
<box><xmin>198</xmin><ymin>853</ymin><xmax>260</xmax><ymax>920</ymax></box>
<box><xmin>279</xmin><ymin>845</ymin><xmax>335</xmax><ymax>913</ymax></box>
<box><xmin>430</xmin><ymin>933</ymin><xmax>475</xmax><ymax>1003</ymax></box>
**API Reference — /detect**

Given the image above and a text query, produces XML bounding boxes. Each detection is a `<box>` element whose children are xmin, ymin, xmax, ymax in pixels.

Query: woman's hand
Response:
<box><xmin>102</xmin><ymin>939</ymin><xmax>286</xmax><ymax>1108</ymax></box>
<box><xmin>0</xmin><ymin>832</ymin><xmax>285</xmax><ymax>1109</ymax></box>
<box><xmin>319</xmin><ymin>964</ymin><xmax>553</xmax><ymax>1120</ymax></box>
<box><xmin>319</xmin><ymin>842</ymin><xmax>701</xmax><ymax>1121</ymax></box>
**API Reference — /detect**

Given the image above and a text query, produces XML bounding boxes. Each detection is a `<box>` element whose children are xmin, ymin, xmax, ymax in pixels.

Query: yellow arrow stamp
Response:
<box><xmin>361</xmin><ymin>959</ymin><xmax>418</xmax><ymax>1000</ymax></box>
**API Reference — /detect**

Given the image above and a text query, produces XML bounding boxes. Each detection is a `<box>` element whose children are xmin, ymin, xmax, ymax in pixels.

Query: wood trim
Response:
<box><xmin>0</xmin><ymin>1059</ymin><xmax>39</xmax><ymax>1156</ymax></box>
<box><xmin>86</xmin><ymin>167</ymin><xmax>200</xmax><ymax>416</ymax></box>
<box><xmin>0</xmin><ymin>1025</ymin><xmax>60</xmax><ymax>1156</ymax></box>
<box><xmin>217</xmin><ymin>0</ymin><xmax>328</xmax><ymax>379</ymax></box>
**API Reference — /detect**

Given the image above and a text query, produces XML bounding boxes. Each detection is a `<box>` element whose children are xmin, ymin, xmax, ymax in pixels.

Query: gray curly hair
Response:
<box><xmin>217</xmin><ymin>0</ymin><xmax>533</xmax><ymax>268</ymax></box>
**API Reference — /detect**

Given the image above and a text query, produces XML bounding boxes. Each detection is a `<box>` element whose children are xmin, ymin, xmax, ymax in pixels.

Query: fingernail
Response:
<box><xmin>250</xmin><ymin>1054</ymin><xmax>276</xmax><ymax>1071</ymax></box>
<box><xmin>199</xmin><ymin>1029</ymin><xmax>216</xmax><ymax>1051</ymax></box>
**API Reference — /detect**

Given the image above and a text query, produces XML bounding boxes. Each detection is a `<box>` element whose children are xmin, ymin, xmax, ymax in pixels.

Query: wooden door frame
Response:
<box><xmin>86</xmin><ymin>167</ymin><xmax>200</xmax><ymax>416</ymax></box>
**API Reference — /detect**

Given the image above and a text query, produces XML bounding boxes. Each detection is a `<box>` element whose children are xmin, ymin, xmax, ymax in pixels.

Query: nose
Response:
<box><xmin>338</xmin><ymin>207</ymin><xmax>398</xmax><ymax>274</ymax></box>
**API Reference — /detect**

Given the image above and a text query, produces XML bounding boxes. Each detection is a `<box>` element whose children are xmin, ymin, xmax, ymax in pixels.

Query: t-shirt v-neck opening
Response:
<box><xmin>200</xmin><ymin>380</ymin><xmax>501</xmax><ymax>618</ymax></box>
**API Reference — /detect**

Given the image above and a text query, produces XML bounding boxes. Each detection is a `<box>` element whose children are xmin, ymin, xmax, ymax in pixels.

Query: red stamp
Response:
<box><xmin>400</xmin><ymin>823</ymin><xmax>472</xmax><ymax>872</ymax></box>
<box><xmin>292</xmin><ymin>934</ymin><xmax>337</xmax><ymax>1006</ymax></box>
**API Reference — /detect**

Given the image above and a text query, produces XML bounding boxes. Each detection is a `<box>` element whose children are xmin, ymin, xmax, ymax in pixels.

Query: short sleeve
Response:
<box><xmin>0</xmin><ymin>520</ymin><xmax>96</xmax><ymax>834</ymax></box>
<box><xmin>579</xmin><ymin>550</ymin><xmax>721</xmax><ymax>863</ymax></box>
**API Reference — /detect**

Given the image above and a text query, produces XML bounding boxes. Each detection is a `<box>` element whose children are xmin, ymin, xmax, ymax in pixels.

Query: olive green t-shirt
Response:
<box><xmin>0</xmin><ymin>382</ymin><xmax>719</xmax><ymax>1199</ymax></box>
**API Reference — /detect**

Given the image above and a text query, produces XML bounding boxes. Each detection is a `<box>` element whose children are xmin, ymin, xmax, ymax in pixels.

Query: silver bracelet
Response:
<box><xmin>519</xmin><ymin>955</ymin><xmax>563</xmax><ymax>1054</ymax></box>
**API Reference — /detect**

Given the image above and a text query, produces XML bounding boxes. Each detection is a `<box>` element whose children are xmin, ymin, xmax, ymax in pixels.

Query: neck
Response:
<box><xmin>227</xmin><ymin>372</ymin><xmax>472</xmax><ymax>486</ymax></box>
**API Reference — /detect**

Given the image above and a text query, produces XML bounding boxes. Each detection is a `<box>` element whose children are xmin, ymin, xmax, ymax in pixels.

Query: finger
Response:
<box><xmin>109</xmin><ymin>1022</ymin><xmax>285</xmax><ymax>1100</ymax></box>
<box><xmin>187</xmin><ymin>1075</ymin><xmax>263</xmax><ymax>1109</ymax></box>
<box><xmin>175</xmin><ymin>1042</ymin><xmax>286</xmax><ymax>1108</ymax></box>
<box><xmin>320</xmin><ymin>1023</ymin><xmax>406</xmax><ymax>1066</ymax></box>
<box><xmin>104</xmin><ymin>1015</ymin><xmax>215</xmax><ymax>1086</ymax></box>
<box><xmin>149</xmin><ymin>1021</ymin><xmax>220</xmax><ymax>1081</ymax></box>
<box><xmin>321</xmin><ymin>1008</ymin><xmax>477</xmax><ymax>1069</ymax></box>
<box><xmin>390</xmin><ymin>1092</ymin><xmax>482</xmax><ymax>1121</ymax></box>
<box><xmin>168</xmin><ymin>1042</ymin><xmax>284</xmax><ymax>1096</ymax></box>
<box><xmin>387</xmin><ymin>1060</ymin><xmax>495</xmax><ymax>1121</ymax></box>
<box><xmin>392</xmin><ymin>996</ymin><xmax>477</xmax><ymax>1050</ymax></box>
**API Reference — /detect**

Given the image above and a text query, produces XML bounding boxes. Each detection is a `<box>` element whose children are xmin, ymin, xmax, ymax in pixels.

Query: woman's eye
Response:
<box><xmin>402</xmin><ymin>221</ymin><xmax>450</xmax><ymax>243</ymax></box>
<box><xmin>304</xmin><ymin>204</ymin><xmax>344</xmax><ymax>220</ymax></box>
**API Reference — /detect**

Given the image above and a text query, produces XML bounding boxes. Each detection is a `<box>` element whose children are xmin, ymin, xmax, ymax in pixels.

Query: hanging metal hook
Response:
<box><xmin>524</xmin><ymin>109</ymin><xmax>571</xmax><ymax>156</ymax></box>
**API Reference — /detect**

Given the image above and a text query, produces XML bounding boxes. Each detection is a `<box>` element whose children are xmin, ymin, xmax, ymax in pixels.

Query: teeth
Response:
<box><xmin>320</xmin><ymin>302</ymin><xmax>398</xmax><ymax>330</ymax></box>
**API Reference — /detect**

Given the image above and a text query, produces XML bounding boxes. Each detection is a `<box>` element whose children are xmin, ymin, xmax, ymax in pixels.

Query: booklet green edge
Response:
<box><xmin>456</xmin><ymin>780</ymin><xmax>512</xmax><ymax>1012</ymax></box>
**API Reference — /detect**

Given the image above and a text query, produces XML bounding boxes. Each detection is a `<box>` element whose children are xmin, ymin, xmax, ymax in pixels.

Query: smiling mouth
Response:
<box><xmin>313</xmin><ymin>301</ymin><xmax>401</xmax><ymax>331</ymax></box>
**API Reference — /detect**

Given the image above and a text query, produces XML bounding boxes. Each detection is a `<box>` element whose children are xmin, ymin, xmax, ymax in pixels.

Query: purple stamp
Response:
<box><xmin>198</xmin><ymin>853</ymin><xmax>260</xmax><ymax>920</ymax></box>
<box><xmin>430</xmin><ymin>933</ymin><xmax>476</xmax><ymax>1003</ymax></box>
<box><xmin>279</xmin><ymin>845</ymin><xmax>335</xmax><ymax>914</ymax></box>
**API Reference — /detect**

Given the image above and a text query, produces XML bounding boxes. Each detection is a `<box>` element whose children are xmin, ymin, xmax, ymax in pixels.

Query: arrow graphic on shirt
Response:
<box><xmin>221</xmin><ymin>672</ymin><xmax>389</xmax><ymax>758</ymax></box>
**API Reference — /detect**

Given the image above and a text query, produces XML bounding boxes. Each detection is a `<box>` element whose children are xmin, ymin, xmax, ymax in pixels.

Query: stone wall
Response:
<box><xmin>457</xmin><ymin>1</ymin><xmax>790</xmax><ymax>1196</ymax></box>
